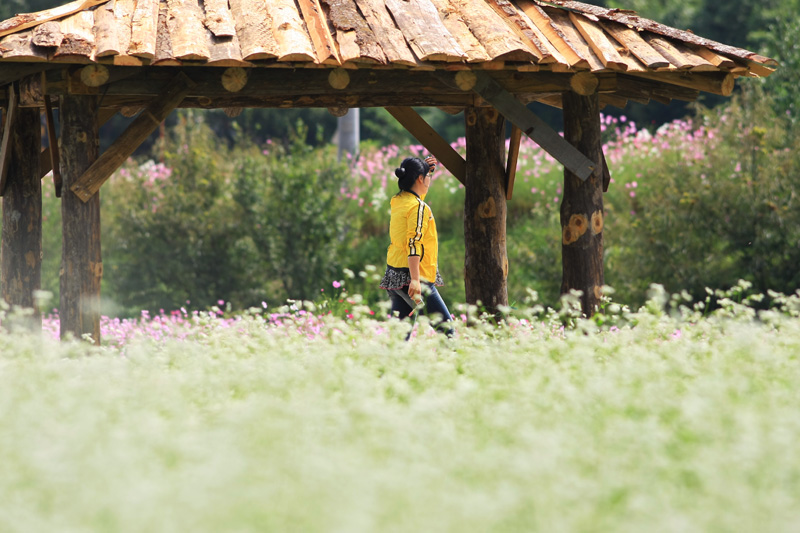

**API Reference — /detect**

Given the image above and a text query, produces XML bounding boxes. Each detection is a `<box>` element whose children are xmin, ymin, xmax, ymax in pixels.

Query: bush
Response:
<box><xmin>101</xmin><ymin>112</ymin><xmax>357</xmax><ymax>315</ymax></box>
<box><xmin>602</xmin><ymin>85</ymin><xmax>800</xmax><ymax>305</ymax></box>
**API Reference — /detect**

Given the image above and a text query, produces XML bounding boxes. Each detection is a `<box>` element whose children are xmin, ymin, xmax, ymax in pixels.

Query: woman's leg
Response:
<box><xmin>388</xmin><ymin>289</ymin><xmax>417</xmax><ymax>341</ymax></box>
<box><xmin>422</xmin><ymin>284</ymin><xmax>454</xmax><ymax>337</ymax></box>
<box><xmin>388</xmin><ymin>289</ymin><xmax>414</xmax><ymax>319</ymax></box>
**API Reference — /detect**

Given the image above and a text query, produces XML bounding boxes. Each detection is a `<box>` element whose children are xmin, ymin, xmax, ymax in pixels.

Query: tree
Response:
<box><xmin>0</xmin><ymin>0</ymin><xmax>63</xmax><ymax>20</ymax></box>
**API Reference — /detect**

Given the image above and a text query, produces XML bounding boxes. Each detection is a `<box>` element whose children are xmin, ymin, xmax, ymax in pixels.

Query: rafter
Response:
<box><xmin>385</xmin><ymin>106</ymin><xmax>466</xmax><ymax>185</ymax></box>
<box><xmin>70</xmin><ymin>72</ymin><xmax>195</xmax><ymax>202</ymax></box>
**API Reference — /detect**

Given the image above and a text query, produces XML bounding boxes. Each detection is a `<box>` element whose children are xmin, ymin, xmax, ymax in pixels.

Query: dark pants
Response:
<box><xmin>388</xmin><ymin>283</ymin><xmax>454</xmax><ymax>339</ymax></box>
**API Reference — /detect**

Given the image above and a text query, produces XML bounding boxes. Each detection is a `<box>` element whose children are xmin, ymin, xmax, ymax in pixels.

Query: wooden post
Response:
<box><xmin>59</xmin><ymin>95</ymin><xmax>101</xmax><ymax>343</ymax></box>
<box><xmin>1</xmin><ymin>107</ymin><xmax>42</xmax><ymax>329</ymax></box>
<box><xmin>561</xmin><ymin>90</ymin><xmax>604</xmax><ymax>316</ymax></box>
<box><xmin>464</xmin><ymin>106</ymin><xmax>508</xmax><ymax>316</ymax></box>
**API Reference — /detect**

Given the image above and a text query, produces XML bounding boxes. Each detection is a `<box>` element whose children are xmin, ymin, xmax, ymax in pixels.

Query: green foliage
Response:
<box><xmin>0</xmin><ymin>0</ymin><xmax>62</xmax><ymax>21</ymax></box>
<box><xmin>760</xmin><ymin>0</ymin><xmax>800</xmax><ymax>121</ymax></box>
<box><xmin>101</xmin><ymin>111</ymin><xmax>357</xmax><ymax>315</ymax></box>
<box><xmin>606</xmin><ymin>0</ymin><xmax>772</xmax><ymax>50</ymax></box>
<box><xmin>94</xmin><ymin>87</ymin><xmax>800</xmax><ymax>315</ymax></box>
<box><xmin>232</xmin><ymin>122</ymin><xmax>353</xmax><ymax>301</ymax></box>
<box><xmin>603</xmin><ymin>85</ymin><xmax>800</xmax><ymax>305</ymax></box>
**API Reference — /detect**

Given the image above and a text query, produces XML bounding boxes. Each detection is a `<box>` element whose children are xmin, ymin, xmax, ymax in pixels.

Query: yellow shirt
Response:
<box><xmin>386</xmin><ymin>191</ymin><xmax>439</xmax><ymax>283</ymax></box>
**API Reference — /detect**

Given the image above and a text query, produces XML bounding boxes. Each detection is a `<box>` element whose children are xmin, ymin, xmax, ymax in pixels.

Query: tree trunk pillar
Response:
<box><xmin>59</xmin><ymin>95</ymin><xmax>101</xmax><ymax>343</ymax></box>
<box><xmin>464</xmin><ymin>106</ymin><xmax>508</xmax><ymax>316</ymax></box>
<box><xmin>561</xmin><ymin>91</ymin><xmax>604</xmax><ymax>316</ymax></box>
<box><xmin>1</xmin><ymin>107</ymin><xmax>42</xmax><ymax>330</ymax></box>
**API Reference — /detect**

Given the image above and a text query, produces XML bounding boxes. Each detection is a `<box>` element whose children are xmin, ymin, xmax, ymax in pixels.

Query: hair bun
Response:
<box><xmin>394</xmin><ymin>167</ymin><xmax>406</xmax><ymax>178</ymax></box>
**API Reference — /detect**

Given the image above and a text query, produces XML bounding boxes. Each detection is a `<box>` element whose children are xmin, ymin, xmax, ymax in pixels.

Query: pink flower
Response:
<box><xmin>333</xmin><ymin>281</ymin><xmax>341</xmax><ymax>288</ymax></box>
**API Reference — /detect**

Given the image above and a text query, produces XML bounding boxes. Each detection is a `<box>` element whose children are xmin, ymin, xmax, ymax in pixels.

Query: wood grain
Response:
<box><xmin>129</xmin><ymin>0</ymin><xmax>158</xmax><ymax>58</ymax></box>
<box><xmin>229</xmin><ymin>0</ymin><xmax>278</xmax><ymax>60</ymax></box>
<box><xmin>203</xmin><ymin>0</ymin><xmax>236</xmax><ymax>38</ymax></box>
<box><xmin>384</xmin><ymin>0</ymin><xmax>464</xmax><ymax>62</ymax></box>
<box><xmin>267</xmin><ymin>0</ymin><xmax>316</xmax><ymax>62</ymax></box>
<box><xmin>166</xmin><ymin>0</ymin><xmax>210</xmax><ymax>60</ymax></box>
<box><xmin>297</xmin><ymin>0</ymin><xmax>341</xmax><ymax>65</ymax></box>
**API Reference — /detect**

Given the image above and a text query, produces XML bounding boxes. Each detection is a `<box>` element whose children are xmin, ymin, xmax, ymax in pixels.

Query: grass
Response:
<box><xmin>1</xmin><ymin>290</ymin><xmax>800</xmax><ymax>532</ymax></box>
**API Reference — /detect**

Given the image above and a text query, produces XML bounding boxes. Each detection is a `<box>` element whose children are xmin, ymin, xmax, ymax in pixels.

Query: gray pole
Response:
<box><xmin>336</xmin><ymin>108</ymin><xmax>360</xmax><ymax>161</ymax></box>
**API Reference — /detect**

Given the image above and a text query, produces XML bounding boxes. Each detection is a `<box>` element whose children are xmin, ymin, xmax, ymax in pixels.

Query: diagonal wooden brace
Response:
<box><xmin>385</xmin><ymin>106</ymin><xmax>466</xmax><ymax>186</ymax></box>
<box><xmin>40</xmin><ymin>107</ymin><xmax>118</xmax><ymax>181</ymax></box>
<box><xmin>70</xmin><ymin>72</ymin><xmax>195</xmax><ymax>203</ymax></box>
<box><xmin>469</xmin><ymin>72</ymin><xmax>596</xmax><ymax>181</ymax></box>
<box><xmin>505</xmin><ymin>124</ymin><xmax>522</xmax><ymax>200</ymax></box>
<box><xmin>43</xmin><ymin>95</ymin><xmax>61</xmax><ymax>196</ymax></box>
<box><xmin>0</xmin><ymin>84</ymin><xmax>19</xmax><ymax>197</ymax></box>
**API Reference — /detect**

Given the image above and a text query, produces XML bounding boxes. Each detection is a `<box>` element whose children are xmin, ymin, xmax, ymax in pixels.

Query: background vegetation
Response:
<box><xmin>2</xmin><ymin>0</ymin><xmax>799</xmax><ymax>316</ymax></box>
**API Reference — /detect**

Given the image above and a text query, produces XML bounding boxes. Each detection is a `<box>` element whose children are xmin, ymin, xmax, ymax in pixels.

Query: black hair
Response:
<box><xmin>394</xmin><ymin>157</ymin><xmax>430</xmax><ymax>192</ymax></box>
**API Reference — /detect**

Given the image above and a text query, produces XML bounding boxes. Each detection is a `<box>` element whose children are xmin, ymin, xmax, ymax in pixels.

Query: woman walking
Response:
<box><xmin>379</xmin><ymin>156</ymin><xmax>454</xmax><ymax>338</ymax></box>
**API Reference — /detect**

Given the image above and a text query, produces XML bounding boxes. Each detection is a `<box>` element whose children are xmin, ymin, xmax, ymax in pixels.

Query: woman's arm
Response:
<box><xmin>407</xmin><ymin>255</ymin><xmax>422</xmax><ymax>303</ymax></box>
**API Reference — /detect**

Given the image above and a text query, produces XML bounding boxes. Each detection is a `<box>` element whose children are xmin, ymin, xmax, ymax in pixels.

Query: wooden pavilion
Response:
<box><xmin>0</xmin><ymin>0</ymin><xmax>776</xmax><ymax>342</ymax></box>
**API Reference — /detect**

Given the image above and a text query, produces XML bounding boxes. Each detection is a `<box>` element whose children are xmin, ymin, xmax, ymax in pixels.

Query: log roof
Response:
<box><xmin>0</xmin><ymin>0</ymin><xmax>777</xmax><ymax>73</ymax></box>
<box><xmin>0</xmin><ymin>0</ymin><xmax>778</xmax><ymax>110</ymax></box>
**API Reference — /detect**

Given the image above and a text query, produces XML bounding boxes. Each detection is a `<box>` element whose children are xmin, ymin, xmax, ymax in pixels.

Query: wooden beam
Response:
<box><xmin>1</xmin><ymin>107</ymin><xmax>42</xmax><ymax>329</ymax></box>
<box><xmin>0</xmin><ymin>64</ymin><xmax>61</xmax><ymax>87</ymax></box>
<box><xmin>601</xmin><ymin>150</ymin><xmax>610</xmax><ymax>193</ymax></box>
<box><xmin>466</xmin><ymin>71</ymin><xmax>596</xmax><ymax>181</ymax></box>
<box><xmin>385</xmin><ymin>106</ymin><xmax>466</xmax><ymax>186</ymax></box>
<box><xmin>40</xmin><ymin>107</ymin><xmax>117</xmax><ymax>181</ymax></box>
<box><xmin>464</xmin><ymin>106</ymin><xmax>508</xmax><ymax>316</ymax></box>
<box><xmin>0</xmin><ymin>85</ymin><xmax>20</xmax><ymax>197</ymax></box>
<box><xmin>37</xmin><ymin>68</ymin><xmax>581</xmax><ymax>105</ymax></box>
<box><xmin>616</xmin><ymin>74</ymin><xmax>699</xmax><ymax>103</ymax></box>
<box><xmin>569</xmin><ymin>12</ymin><xmax>630</xmax><ymax>71</ymax></box>
<box><xmin>43</xmin><ymin>95</ymin><xmax>61</xmax><ymax>196</ymax></box>
<box><xmin>505</xmin><ymin>124</ymin><xmax>521</xmax><ymax>200</ymax></box>
<box><xmin>59</xmin><ymin>94</ymin><xmax>101</xmax><ymax>343</ymax></box>
<box><xmin>601</xmin><ymin>21</ymin><xmax>670</xmax><ymax>70</ymax></box>
<box><xmin>628</xmin><ymin>71</ymin><xmax>735</xmax><ymax>96</ymax></box>
<box><xmin>70</xmin><ymin>73</ymin><xmax>195</xmax><ymax>202</ymax></box>
<box><xmin>296</xmin><ymin>0</ymin><xmax>341</xmax><ymax>65</ymax></box>
<box><xmin>599</xmin><ymin>94</ymin><xmax>630</xmax><ymax>110</ymax></box>
<box><xmin>561</xmin><ymin>91</ymin><xmax>604</xmax><ymax>317</ymax></box>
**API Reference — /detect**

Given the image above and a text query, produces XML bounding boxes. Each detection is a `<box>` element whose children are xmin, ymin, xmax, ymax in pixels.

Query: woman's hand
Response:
<box><xmin>424</xmin><ymin>155</ymin><xmax>437</xmax><ymax>174</ymax></box>
<box><xmin>408</xmin><ymin>279</ymin><xmax>423</xmax><ymax>304</ymax></box>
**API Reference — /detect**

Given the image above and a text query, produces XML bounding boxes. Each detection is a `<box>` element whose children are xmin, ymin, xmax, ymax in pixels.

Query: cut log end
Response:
<box><xmin>328</xmin><ymin>68</ymin><xmax>350</xmax><ymax>90</ymax></box>
<box><xmin>455</xmin><ymin>71</ymin><xmax>477</xmax><ymax>92</ymax></box>
<box><xmin>221</xmin><ymin>67</ymin><xmax>248</xmax><ymax>93</ymax></box>
<box><xmin>721</xmin><ymin>73</ymin><xmax>735</xmax><ymax>96</ymax></box>
<box><xmin>327</xmin><ymin>106</ymin><xmax>349</xmax><ymax>117</ymax></box>
<box><xmin>120</xmin><ymin>106</ymin><xmax>142</xmax><ymax>118</ymax></box>
<box><xmin>570</xmin><ymin>72</ymin><xmax>599</xmax><ymax>96</ymax></box>
<box><xmin>80</xmin><ymin>65</ymin><xmax>110</xmax><ymax>87</ymax></box>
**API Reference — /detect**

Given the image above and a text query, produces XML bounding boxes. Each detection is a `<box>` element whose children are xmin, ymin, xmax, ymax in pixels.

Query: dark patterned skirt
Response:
<box><xmin>379</xmin><ymin>265</ymin><xmax>444</xmax><ymax>290</ymax></box>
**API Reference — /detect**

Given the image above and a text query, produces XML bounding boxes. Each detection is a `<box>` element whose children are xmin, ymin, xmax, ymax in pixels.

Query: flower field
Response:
<box><xmin>3</xmin><ymin>85</ymin><xmax>799</xmax><ymax>531</ymax></box>
<box><xmin>2</xmin><ymin>286</ymin><xmax>800</xmax><ymax>532</ymax></box>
